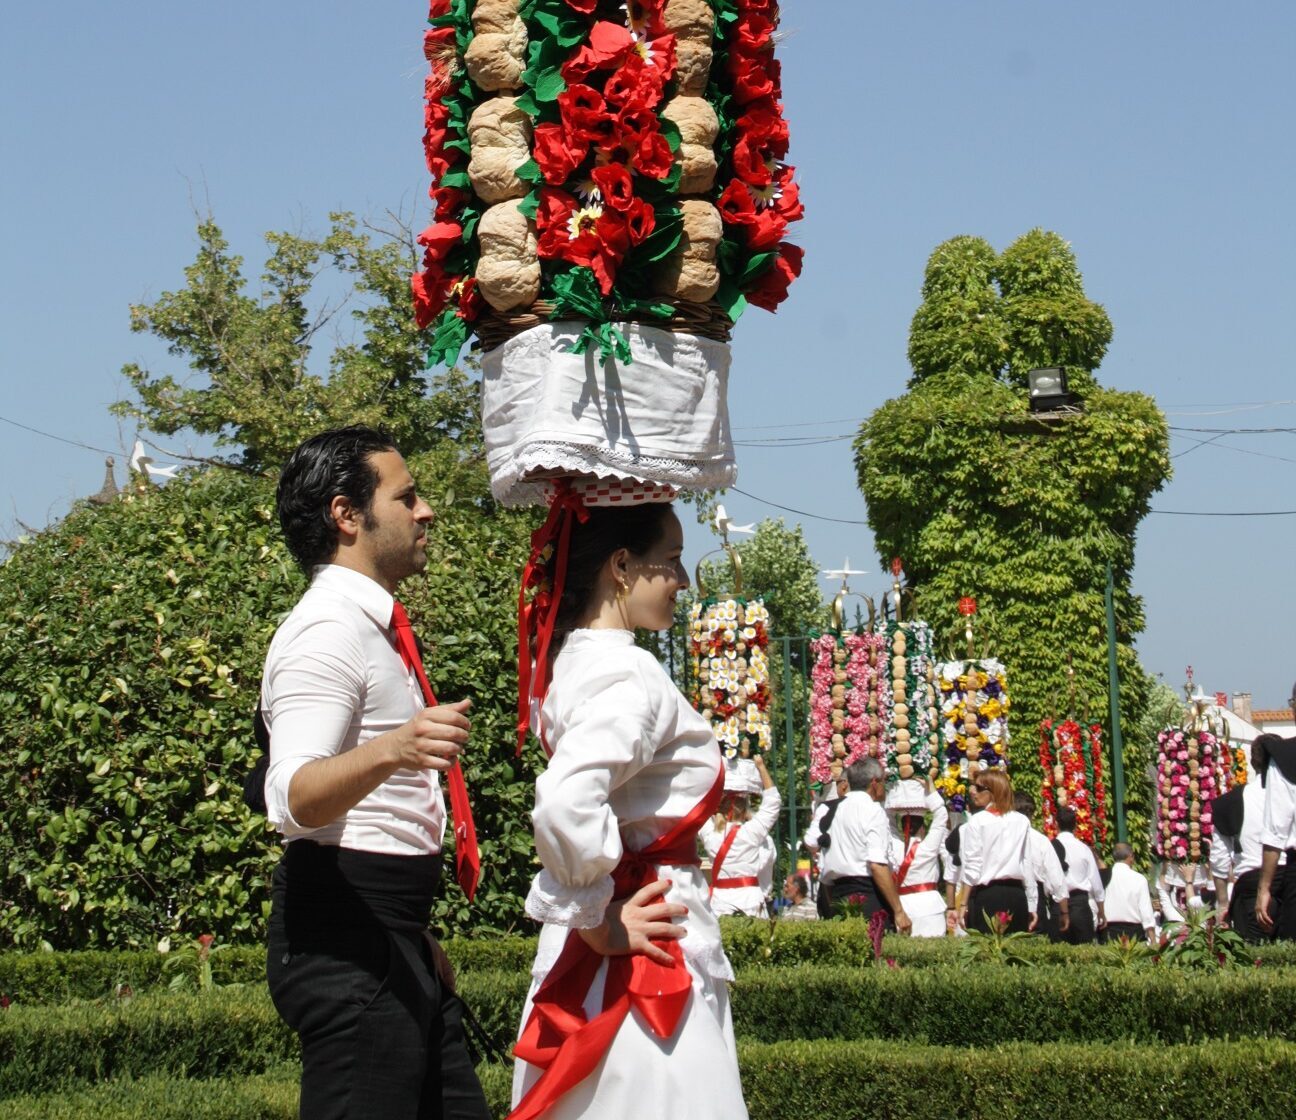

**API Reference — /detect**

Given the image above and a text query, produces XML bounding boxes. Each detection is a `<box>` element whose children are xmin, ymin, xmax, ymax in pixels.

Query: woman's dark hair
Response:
<box><xmin>1056</xmin><ymin>805</ymin><xmax>1079</xmax><ymax>832</ymax></box>
<box><xmin>276</xmin><ymin>426</ymin><xmax>398</xmax><ymax>572</ymax></box>
<box><xmin>545</xmin><ymin>501</ymin><xmax>676</xmax><ymax>653</ymax></box>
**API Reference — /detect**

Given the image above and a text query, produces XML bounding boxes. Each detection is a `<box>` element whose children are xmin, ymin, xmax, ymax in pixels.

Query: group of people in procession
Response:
<box><xmin>256</xmin><ymin>425</ymin><xmax>1296</xmax><ymax>1119</ymax></box>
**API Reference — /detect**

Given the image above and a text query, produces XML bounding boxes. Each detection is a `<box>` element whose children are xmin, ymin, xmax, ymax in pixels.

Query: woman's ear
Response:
<box><xmin>608</xmin><ymin>546</ymin><xmax>632</xmax><ymax>588</ymax></box>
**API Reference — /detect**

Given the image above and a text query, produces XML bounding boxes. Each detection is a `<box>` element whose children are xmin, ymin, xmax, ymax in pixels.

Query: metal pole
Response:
<box><xmin>782</xmin><ymin>636</ymin><xmax>797</xmax><ymax>870</ymax></box>
<box><xmin>1105</xmin><ymin>561</ymin><xmax>1128</xmax><ymax>844</ymax></box>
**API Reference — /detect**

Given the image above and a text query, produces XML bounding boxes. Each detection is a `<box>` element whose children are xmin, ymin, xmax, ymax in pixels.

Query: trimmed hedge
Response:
<box><xmin>6</xmin><ymin>1041</ymin><xmax>1296</xmax><ymax>1120</ymax></box>
<box><xmin>6</xmin><ymin>965</ymin><xmax>1296</xmax><ymax>1097</ymax></box>
<box><xmin>5</xmin><ymin>926</ymin><xmax>1295</xmax><ymax>1006</ymax></box>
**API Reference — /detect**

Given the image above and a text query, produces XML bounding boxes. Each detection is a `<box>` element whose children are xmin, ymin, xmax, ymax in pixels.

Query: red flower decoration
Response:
<box><xmin>535</xmin><ymin>188</ymin><xmax>629</xmax><ymax>295</ymax></box>
<box><xmin>558</xmin><ymin>84</ymin><xmax>616</xmax><ymax>148</ymax></box>
<box><xmin>745</xmin><ymin>243</ymin><xmax>803</xmax><ymax>311</ymax></box>
<box><xmin>563</xmin><ymin>0</ymin><xmax>597</xmax><ymax>12</ymax></box>
<box><xmin>890</xmin><ymin>558</ymin><xmax>904</xmax><ymax>577</ymax></box>
<box><xmin>534</xmin><ymin>122</ymin><xmax>587</xmax><ymax>185</ymax></box>
<box><xmin>958</xmin><ymin>597</ymin><xmax>978</xmax><ymax>616</ymax></box>
<box><xmin>412</xmin><ymin>266</ymin><xmax>450</xmax><ymax>329</ymax></box>
<box><xmin>592</xmin><ymin>163</ymin><xmax>635</xmax><ymax>212</ymax></box>
<box><xmin>417</xmin><ymin>221</ymin><xmax>463</xmax><ymax>269</ymax></box>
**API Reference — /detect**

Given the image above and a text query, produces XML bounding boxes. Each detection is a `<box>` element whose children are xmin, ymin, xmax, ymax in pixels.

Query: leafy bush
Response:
<box><xmin>0</xmin><ymin>460</ymin><xmax>541</xmax><ymax>951</ymax></box>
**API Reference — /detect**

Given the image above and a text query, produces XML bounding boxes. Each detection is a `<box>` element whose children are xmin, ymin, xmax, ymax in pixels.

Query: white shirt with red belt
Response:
<box><xmin>702</xmin><ymin>784</ymin><xmax>782</xmax><ymax>917</ymax></box>
<box><xmin>886</xmin><ymin>790</ymin><xmax>949</xmax><ymax>936</ymax></box>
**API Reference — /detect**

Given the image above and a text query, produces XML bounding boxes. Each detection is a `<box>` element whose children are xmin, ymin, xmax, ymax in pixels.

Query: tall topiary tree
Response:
<box><xmin>854</xmin><ymin>230</ymin><xmax>1170</xmax><ymax>861</ymax></box>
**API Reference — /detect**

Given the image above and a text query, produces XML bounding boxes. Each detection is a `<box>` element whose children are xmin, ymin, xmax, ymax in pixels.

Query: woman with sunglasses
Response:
<box><xmin>955</xmin><ymin>769</ymin><xmax>1038</xmax><ymax>933</ymax></box>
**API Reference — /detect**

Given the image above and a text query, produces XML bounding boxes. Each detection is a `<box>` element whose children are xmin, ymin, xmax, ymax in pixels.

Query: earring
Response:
<box><xmin>616</xmin><ymin>581</ymin><xmax>629</xmax><ymax>604</ymax></box>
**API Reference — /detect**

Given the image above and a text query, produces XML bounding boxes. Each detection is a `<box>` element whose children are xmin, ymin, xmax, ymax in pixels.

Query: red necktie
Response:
<box><xmin>390</xmin><ymin>601</ymin><xmax>480</xmax><ymax>901</ymax></box>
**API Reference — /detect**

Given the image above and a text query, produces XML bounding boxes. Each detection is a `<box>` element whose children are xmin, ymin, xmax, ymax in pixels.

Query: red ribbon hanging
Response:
<box><xmin>390</xmin><ymin>601</ymin><xmax>480</xmax><ymax>901</ymax></box>
<box><xmin>516</xmin><ymin>482</ymin><xmax>590</xmax><ymax>757</ymax></box>
<box><xmin>709</xmin><ymin>824</ymin><xmax>740</xmax><ymax>900</ymax></box>
<box><xmin>508</xmin><ymin>761</ymin><xmax>724</xmax><ymax>1120</ymax></box>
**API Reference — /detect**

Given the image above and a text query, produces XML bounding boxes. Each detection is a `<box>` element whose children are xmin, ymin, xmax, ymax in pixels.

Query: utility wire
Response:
<box><xmin>0</xmin><ymin>413</ymin><xmax>116</xmax><ymax>456</ymax></box>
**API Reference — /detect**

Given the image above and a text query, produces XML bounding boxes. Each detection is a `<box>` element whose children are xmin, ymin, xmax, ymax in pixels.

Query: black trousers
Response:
<box><xmin>1062</xmin><ymin>889</ymin><xmax>1095</xmax><ymax>944</ymax></box>
<box><xmin>266</xmin><ymin>842</ymin><xmax>490</xmax><ymax>1120</ymax></box>
<box><xmin>968</xmin><ymin>879</ymin><xmax>1030</xmax><ymax>933</ymax></box>
<box><xmin>1277</xmin><ymin>852</ymin><xmax>1296</xmax><ymax>942</ymax></box>
<box><xmin>821</xmin><ymin>875</ymin><xmax>894</xmax><ymax>926</ymax></box>
<box><xmin>1104</xmin><ymin>920</ymin><xmax>1146</xmax><ymax>943</ymax></box>
<box><xmin>1227</xmin><ymin>868</ymin><xmax>1274</xmax><ymax>944</ymax></box>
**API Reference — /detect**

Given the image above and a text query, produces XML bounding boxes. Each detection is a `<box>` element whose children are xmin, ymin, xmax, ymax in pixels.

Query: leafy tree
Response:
<box><xmin>855</xmin><ymin>230</ymin><xmax>1171</xmax><ymax>861</ymax></box>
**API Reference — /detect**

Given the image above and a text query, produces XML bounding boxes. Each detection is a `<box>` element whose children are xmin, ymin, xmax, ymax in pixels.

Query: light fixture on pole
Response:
<box><xmin>1027</xmin><ymin>366</ymin><xmax>1073</xmax><ymax>413</ymax></box>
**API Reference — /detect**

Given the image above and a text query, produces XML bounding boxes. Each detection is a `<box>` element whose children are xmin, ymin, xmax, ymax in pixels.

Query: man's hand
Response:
<box><xmin>1257</xmin><ymin>884</ymin><xmax>1275</xmax><ymax>933</ymax></box>
<box><xmin>1058</xmin><ymin>907</ymin><xmax>1070</xmax><ymax>934</ymax></box>
<box><xmin>386</xmin><ymin>699</ymin><xmax>471</xmax><ymax>772</ymax></box>
<box><xmin>579</xmin><ymin>880</ymin><xmax>687</xmax><ymax>966</ymax></box>
<box><xmin>1028</xmin><ymin>911</ymin><xmax>1039</xmax><ymax>932</ymax></box>
<box><xmin>893</xmin><ymin>907</ymin><xmax>912</xmax><ymax>935</ymax></box>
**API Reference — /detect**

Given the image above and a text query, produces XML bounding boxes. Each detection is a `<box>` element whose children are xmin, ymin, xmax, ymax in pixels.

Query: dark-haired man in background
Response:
<box><xmin>262</xmin><ymin>426</ymin><xmax>489</xmax><ymax>1120</ymax></box>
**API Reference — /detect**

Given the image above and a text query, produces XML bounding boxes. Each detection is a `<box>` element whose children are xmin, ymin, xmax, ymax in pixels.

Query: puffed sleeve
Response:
<box><xmin>525</xmin><ymin>656</ymin><xmax>668</xmax><ymax>928</ymax></box>
<box><xmin>744</xmin><ymin>783</ymin><xmax>782</xmax><ymax>845</ymax></box>
<box><xmin>263</xmin><ymin>617</ymin><xmax>366</xmax><ymax>836</ymax></box>
<box><xmin>960</xmin><ymin>814</ymin><xmax>984</xmax><ymax>885</ymax></box>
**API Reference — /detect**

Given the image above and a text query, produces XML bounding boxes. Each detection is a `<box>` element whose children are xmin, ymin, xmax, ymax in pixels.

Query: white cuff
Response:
<box><xmin>525</xmin><ymin>869</ymin><xmax>615</xmax><ymax>929</ymax></box>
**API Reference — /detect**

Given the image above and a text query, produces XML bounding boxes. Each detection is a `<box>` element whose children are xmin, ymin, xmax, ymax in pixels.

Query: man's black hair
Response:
<box><xmin>1056</xmin><ymin>805</ymin><xmax>1078</xmax><ymax>833</ymax></box>
<box><xmin>276</xmin><ymin>426</ymin><xmax>399</xmax><ymax>573</ymax></box>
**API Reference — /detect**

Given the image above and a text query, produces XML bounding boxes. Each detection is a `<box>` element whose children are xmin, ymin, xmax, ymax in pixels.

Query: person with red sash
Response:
<box><xmin>885</xmin><ymin>777</ymin><xmax>950</xmax><ymax>937</ymax></box>
<box><xmin>262</xmin><ymin>427</ymin><xmax>489</xmax><ymax>1120</ymax></box>
<box><xmin>510</xmin><ymin>501</ymin><xmax>748</xmax><ymax>1120</ymax></box>
<box><xmin>702</xmin><ymin>754</ymin><xmax>782</xmax><ymax>918</ymax></box>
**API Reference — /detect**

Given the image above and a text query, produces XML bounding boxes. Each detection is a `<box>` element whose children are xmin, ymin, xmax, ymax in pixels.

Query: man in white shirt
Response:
<box><xmin>262</xmin><ymin>427</ymin><xmax>489</xmax><ymax>1120</ymax></box>
<box><xmin>1055</xmin><ymin>806</ymin><xmax>1106</xmax><ymax>943</ymax></box>
<box><xmin>1014</xmin><ymin>791</ymin><xmax>1070</xmax><ymax>938</ymax></box>
<box><xmin>817</xmin><ymin>758</ymin><xmax>911</xmax><ymax>932</ymax></box>
<box><xmin>1256</xmin><ymin>689</ymin><xmax>1296</xmax><ymax>940</ymax></box>
<box><xmin>1104</xmin><ymin>843</ymin><xmax>1157</xmax><ymax>944</ymax></box>
<box><xmin>1212</xmin><ymin>740</ymin><xmax>1283</xmax><ymax>942</ymax></box>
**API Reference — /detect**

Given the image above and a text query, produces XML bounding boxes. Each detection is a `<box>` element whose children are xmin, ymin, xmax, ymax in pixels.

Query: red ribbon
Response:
<box><xmin>713</xmin><ymin>876</ymin><xmax>761</xmax><ymax>889</ymax></box>
<box><xmin>390</xmin><ymin>601</ymin><xmax>480</xmax><ymax>902</ymax></box>
<box><xmin>516</xmin><ymin>483</ymin><xmax>590</xmax><ymax>757</ymax></box>
<box><xmin>895</xmin><ymin>838</ymin><xmax>920</xmax><ymax>890</ymax></box>
<box><xmin>509</xmin><ymin>761</ymin><xmax>724</xmax><ymax>1120</ymax></box>
<box><xmin>898</xmin><ymin>883</ymin><xmax>937</xmax><ymax>896</ymax></box>
<box><xmin>709</xmin><ymin>824</ymin><xmax>740</xmax><ymax>900</ymax></box>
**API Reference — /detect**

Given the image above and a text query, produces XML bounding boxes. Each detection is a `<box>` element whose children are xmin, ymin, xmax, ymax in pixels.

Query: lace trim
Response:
<box><xmin>491</xmin><ymin>441</ymin><xmax>737</xmax><ymax>507</ymax></box>
<box><xmin>524</xmin><ymin>869</ymin><xmax>615</xmax><ymax>930</ymax></box>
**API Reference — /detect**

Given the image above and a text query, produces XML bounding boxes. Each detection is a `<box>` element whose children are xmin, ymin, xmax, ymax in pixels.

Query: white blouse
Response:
<box><xmin>524</xmin><ymin>629</ymin><xmax>732</xmax><ymax>981</ymax></box>
<box><xmin>702</xmin><ymin>784</ymin><xmax>782</xmax><ymax>916</ymax></box>
<box><xmin>886</xmin><ymin>790</ymin><xmax>949</xmax><ymax>888</ymax></box>
<box><xmin>959</xmin><ymin>808</ymin><xmax>1038</xmax><ymax>912</ymax></box>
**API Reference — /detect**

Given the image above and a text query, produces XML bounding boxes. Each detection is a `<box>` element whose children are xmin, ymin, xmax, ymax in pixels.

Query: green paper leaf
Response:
<box><xmin>619</xmin><ymin>297</ymin><xmax>675</xmax><ymax>319</ymax></box>
<box><xmin>549</xmin><ymin>267</ymin><xmax>606</xmax><ymax>320</ymax></box>
<box><xmin>740</xmin><ymin>250</ymin><xmax>778</xmax><ymax>285</ymax></box>
<box><xmin>659</xmin><ymin>117</ymin><xmax>682</xmax><ymax>155</ymax></box>
<box><xmin>533</xmin><ymin>68</ymin><xmax>567</xmax><ymax>102</ymax></box>
<box><xmin>426</xmin><ymin>311</ymin><xmax>469</xmax><ymax>369</ymax></box>
<box><xmin>517</xmin><ymin>189</ymin><xmax>540</xmax><ymax>221</ymax></box>
<box><xmin>514</xmin><ymin>90</ymin><xmax>540</xmax><ymax>118</ymax></box>
<box><xmin>716</xmin><ymin>236</ymin><xmax>745</xmax><ymax>276</ymax></box>
<box><xmin>716</xmin><ymin>279</ymin><xmax>747</xmax><ymax>323</ymax></box>
<box><xmin>460</xmin><ymin>206</ymin><xmax>481</xmax><ymax>243</ymax></box>
<box><xmin>515</xmin><ymin>158</ymin><xmax>543</xmax><ymax>185</ymax></box>
<box><xmin>635</xmin><ymin>208</ymin><xmax>684</xmax><ymax>264</ymax></box>
<box><xmin>439</xmin><ymin>167</ymin><xmax>470</xmax><ymax>190</ymax></box>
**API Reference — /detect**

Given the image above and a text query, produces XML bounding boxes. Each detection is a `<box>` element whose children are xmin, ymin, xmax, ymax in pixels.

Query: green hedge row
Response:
<box><xmin>6</xmin><ymin>1041</ymin><xmax>1296</xmax><ymax>1120</ymax></box>
<box><xmin>6</xmin><ymin>923</ymin><xmax>1294</xmax><ymax>1006</ymax></box>
<box><xmin>6</xmin><ymin>966</ymin><xmax>1296</xmax><ymax>1096</ymax></box>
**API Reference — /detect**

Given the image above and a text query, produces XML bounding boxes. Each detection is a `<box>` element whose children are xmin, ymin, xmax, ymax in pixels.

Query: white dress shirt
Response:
<box><xmin>803</xmin><ymin>798</ymin><xmax>836</xmax><ymax>852</ymax></box>
<box><xmin>817</xmin><ymin>790</ymin><xmax>890</xmax><ymax>883</ymax></box>
<box><xmin>1104</xmin><ymin>861</ymin><xmax>1156</xmax><ymax>932</ymax></box>
<box><xmin>261</xmin><ymin>564</ymin><xmax>446</xmax><ymax>855</ymax></box>
<box><xmin>524</xmin><ymin>630</ymin><xmax>732</xmax><ymax>981</ymax></box>
<box><xmin>1210</xmin><ymin>777</ymin><xmax>1279</xmax><ymax>880</ymax></box>
<box><xmin>702</xmin><ymin>784</ymin><xmax>782</xmax><ymax>917</ymax></box>
<box><xmin>1261</xmin><ymin>764</ymin><xmax>1296</xmax><ymax>851</ymax></box>
<box><xmin>1057</xmin><ymin>831</ymin><xmax>1105</xmax><ymax>902</ymax></box>
<box><xmin>958</xmin><ymin>809</ymin><xmax>1038</xmax><ymax>912</ymax></box>
<box><xmin>1025</xmin><ymin>829</ymin><xmax>1069</xmax><ymax>910</ymax></box>
<box><xmin>886</xmin><ymin>791</ymin><xmax>949</xmax><ymax>889</ymax></box>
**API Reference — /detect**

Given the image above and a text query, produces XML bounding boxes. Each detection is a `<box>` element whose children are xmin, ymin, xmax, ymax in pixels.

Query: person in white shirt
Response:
<box><xmin>1103</xmin><ymin>843</ymin><xmax>1157</xmax><ymax>944</ymax></box>
<box><xmin>1055</xmin><ymin>806</ymin><xmax>1106</xmax><ymax>943</ymax></box>
<box><xmin>1211</xmin><ymin>739</ymin><xmax>1284</xmax><ymax>942</ymax></box>
<box><xmin>262</xmin><ymin>427</ymin><xmax>490</xmax><ymax>1120</ymax></box>
<box><xmin>1014</xmin><ymin>791</ymin><xmax>1070</xmax><ymax>938</ymax></box>
<box><xmin>1256</xmin><ymin>696</ymin><xmax>1296</xmax><ymax>940</ymax></box>
<box><xmin>803</xmin><ymin>775</ymin><xmax>848</xmax><ymax>901</ymax></box>
<box><xmin>818</xmin><ymin>758</ymin><xmax>912</xmax><ymax>931</ymax></box>
<box><xmin>955</xmin><ymin>769</ymin><xmax>1038</xmax><ymax>933</ymax></box>
<box><xmin>702</xmin><ymin>754</ymin><xmax>782</xmax><ymax>917</ymax></box>
<box><xmin>510</xmin><ymin>501</ymin><xmax>748</xmax><ymax>1120</ymax></box>
<box><xmin>886</xmin><ymin>778</ymin><xmax>950</xmax><ymax>937</ymax></box>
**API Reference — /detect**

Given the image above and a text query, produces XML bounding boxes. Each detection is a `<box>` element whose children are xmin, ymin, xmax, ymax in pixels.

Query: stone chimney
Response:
<box><xmin>1231</xmin><ymin>692</ymin><xmax>1253</xmax><ymax>723</ymax></box>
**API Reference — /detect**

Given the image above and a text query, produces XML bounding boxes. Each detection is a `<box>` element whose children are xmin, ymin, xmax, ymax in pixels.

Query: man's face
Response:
<box><xmin>352</xmin><ymin>450</ymin><xmax>434</xmax><ymax>591</ymax></box>
<box><xmin>782</xmin><ymin>876</ymin><xmax>798</xmax><ymax>901</ymax></box>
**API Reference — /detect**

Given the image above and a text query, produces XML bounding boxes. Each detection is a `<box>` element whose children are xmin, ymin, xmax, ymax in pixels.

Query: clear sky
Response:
<box><xmin>2</xmin><ymin>2</ymin><xmax>1292</xmax><ymax>709</ymax></box>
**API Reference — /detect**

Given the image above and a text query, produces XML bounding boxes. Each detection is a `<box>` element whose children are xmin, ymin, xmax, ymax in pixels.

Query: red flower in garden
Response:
<box><xmin>745</xmin><ymin>243</ymin><xmax>803</xmax><ymax>312</ymax></box>
<box><xmin>591</xmin><ymin>162</ymin><xmax>635</xmax><ymax>212</ymax></box>
<box><xmin>534</xmin><ymin>122</ymin><xmax>587</xmax><ymax>184</ymax></box>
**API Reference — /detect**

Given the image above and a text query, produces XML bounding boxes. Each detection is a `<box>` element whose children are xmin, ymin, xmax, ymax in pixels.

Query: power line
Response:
<box><xmin>728</xmin><ymin>486</ymin><xmax>871</xmax><ymax>525</ymax></box>
<box><xmin>0</xmin><ymin>413</ymin><xmax>116</xmax><ymax>457</ymax></box>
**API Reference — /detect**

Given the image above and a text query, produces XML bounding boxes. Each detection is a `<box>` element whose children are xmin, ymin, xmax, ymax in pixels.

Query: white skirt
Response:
<box><xmin>511</xmin><ymin>945</ymin><xmax>748</xmax><ymax>1120</ymax></box>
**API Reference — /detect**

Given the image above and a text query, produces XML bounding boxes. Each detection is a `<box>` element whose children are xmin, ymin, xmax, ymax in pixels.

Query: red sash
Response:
<box><xmin>895</xmin><ymin>839</ymin><xmax>920</xmax><ymax>889</ymax></box>
<box><xmin>509</xmin><ymin>761</ymin><xmax>725</xmax><ymax>1120</ymax></box>
<box><xmin>899</xmin><ymin>883</ymin><xmax>937</xmax><ymax>896</ymax></box>
<box><xmin>709</xmin><ymin>825</ymin><xmax>740</xmax><ymax>899</ymax></box>
<box><xmin>714</xmin><ymin>876</ymin><xmax>760</xmax><ymax>889</ymax></box>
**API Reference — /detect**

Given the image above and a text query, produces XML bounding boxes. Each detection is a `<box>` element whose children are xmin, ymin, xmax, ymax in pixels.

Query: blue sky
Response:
<box><xmin>1</xmin><ymin>2</ymin><xmax>1292</xmax><ymax>708</ymax></box>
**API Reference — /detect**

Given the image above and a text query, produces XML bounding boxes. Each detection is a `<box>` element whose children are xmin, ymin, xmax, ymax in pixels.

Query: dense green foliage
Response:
<box><xmin>855</xmin><ymin>230</ymin><xmax>1171</xmax><ymax>858</ymax></box>
<box><xmin>0</xmin><ymin>464</ymin><xmax>538</xmax><ymax>949</ymax></box>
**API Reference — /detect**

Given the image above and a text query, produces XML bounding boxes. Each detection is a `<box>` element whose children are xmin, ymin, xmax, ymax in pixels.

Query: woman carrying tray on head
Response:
<box><xmin>509</xmin><ymin>495</ymin><xmax>748</xmax><ymax>1120</ymax></box>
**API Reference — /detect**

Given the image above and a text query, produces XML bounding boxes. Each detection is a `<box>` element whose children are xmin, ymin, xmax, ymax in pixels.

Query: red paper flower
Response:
<box><xmin>558</xmin><ymin>84</ymin><xmax>616</xmax><ymax>148</ymax></box>
<box><xmin>433</xmin><ymin>184</ymin><xmax>467</xmax><ymax>220</ymax></box>
<box><xmin>958</xmin><ymin>597</ymin><xmax>978</xmax><ymax>616</ymax></box>
<box><xmin>626</xmin><ymin>129</ymin><xmax>673</xmax><ymax>179</ymax></box>
<box><xmin>591</xmin><ymin>163</ymin><xmax>635</xmax><ymax>212</ymax></box>
<box><xmin>535</xmin><ymin>188</ymin><xmax>629</xmax><ymax>295</ymax></box>
<box><xmin>746</xmin><ymin>243</ymin><xmax>803</xmax><ymax>311</ymax></box>
<box><xmin>563</xmin><ymin>0</ymin><xmax>597</xmax><ymax>12</ymax></box>
<box><xmin>734</xmin><ymin>14</ymin><xmax>775</xmax><ymax>52</ymax></box>
<box><xmin>412</xmin><ymin>266</ymin><xmax>451</xmax><ymax>329</ymax></box>
<box><xmin>623</xmin><ymin>196</ymin><xmax>655</xmax><ymax>245</ymax></box>
<box><xmin>417</xmin><ymin>221</ymin><xmax>463</xmax><ymax>269</ymax></box>
<box><xmin>427</xmin><ymin>0</ymin><xmax>451</xmax><ymax>16</ymax></box>
<box><xmin>535</xmin><ymin>122</ymin><xmax>587</xmax><ymax>185</ymax></box>
<box><xmin>603</xmin><ymin>52</ymin><xmax>667</xmax><ymax>110</ymax></box>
